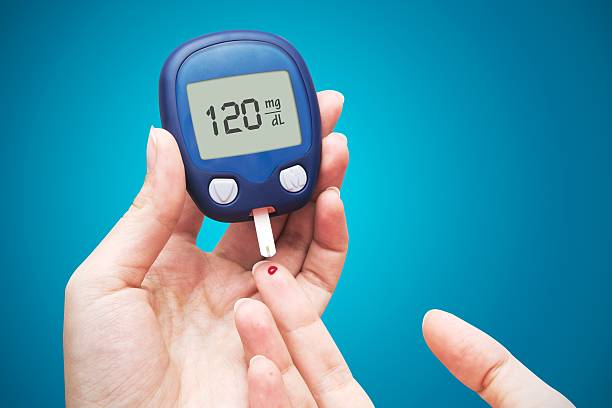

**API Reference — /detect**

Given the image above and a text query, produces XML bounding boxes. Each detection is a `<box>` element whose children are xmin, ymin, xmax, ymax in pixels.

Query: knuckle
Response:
<box><xmin>126</xmin><ymin>192</ymin><xmax>177</xmax><ymax>236</ymax></box>
<box><xmin>300</xmin><ymin>266</ymin><xmax>336</xmax><ymax>295</ymax></box>
<box><xmin>479</xmin><ymin>354</ymin><xmax>513</xmax><ymax>406</ymax></box>
<box><xmin>127</xmin><ymin>183</ymin><xmax>154</xmax><ymax>214</ymax></box>
<box><xmin>315</xmin><ymin>360</ymin><xmax>354</xmax><ymax>397</ymax></box>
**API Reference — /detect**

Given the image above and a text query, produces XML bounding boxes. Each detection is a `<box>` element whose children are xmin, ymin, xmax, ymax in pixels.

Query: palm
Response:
<box><xmin>64</xmin><ymin>91</ymin><xmax>347</xmax><ymax>407</ymax></box>
<box><xmin>135</xmin><ymin>188</ymin><xmax>338</xmax><ymax>405</ymax></box>
<box><xmin>113</xmin><ymin>235</ymin><xmax>259</xmax><ymax>406</ymax></box>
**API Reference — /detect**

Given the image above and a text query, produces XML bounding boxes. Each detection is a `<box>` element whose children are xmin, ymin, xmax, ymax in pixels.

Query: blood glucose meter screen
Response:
<box><xmin>186</xmin><ymin>70</ymin><xmax>302</xmax><ymax>160</ymax></box>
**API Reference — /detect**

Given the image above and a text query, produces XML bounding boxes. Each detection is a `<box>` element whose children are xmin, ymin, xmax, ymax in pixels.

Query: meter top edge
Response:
<box><xmin>159</xmin><ymin>30</ymin><xmax>311</xmax><ymax>90</ymax></box>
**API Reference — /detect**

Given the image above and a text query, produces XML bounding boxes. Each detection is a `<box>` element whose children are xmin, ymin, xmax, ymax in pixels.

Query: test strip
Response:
<box><xmin>252</xmin><ymin>207</ymin><xmax>276</xmax><ymax>258</ymax></box>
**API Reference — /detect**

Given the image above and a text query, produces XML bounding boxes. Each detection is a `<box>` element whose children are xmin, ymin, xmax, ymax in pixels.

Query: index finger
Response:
<box><xmin>252</xmin><ymin>261</ymin><xmax>373</xmax><ymax>408</ymax></box>
<box><xmin>248</xmin><ymin>355</ymin><xmax>292</xmax><ymax>408</ymax></box>
<box><xmin>422</xmin><ymin>309</ymin><xmax>575</xmax><ymax>408</ymax></box>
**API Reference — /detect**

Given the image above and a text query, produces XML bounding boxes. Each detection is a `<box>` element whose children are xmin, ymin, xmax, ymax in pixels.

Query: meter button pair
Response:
<box><xmin>209</xmin><ymin>165</ymin><xmax>307</xmax><ymax>205</ymax></box>
<box><xmin>279</xmin><ymin>165</ymin><xmax>308</xmax><ymax>193</ymax></box>
<box><xmin>209</xmin><ymin>178</ymin><xmax>238</xmax><ymax>205</ymax></box>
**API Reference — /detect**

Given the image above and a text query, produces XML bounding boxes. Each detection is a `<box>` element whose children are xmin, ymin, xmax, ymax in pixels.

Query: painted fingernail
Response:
<box><xmin>233</xmin><ymin>298</ymin><xmax>249</xmax><ymax>313</ymax></box>
<box><xmin>147</xmin><ymin>126</ymin><xmax>158</xmax><ymax>173</ymax></box>
<box><xmin>325</xmin><ymin>186</ymin><xmax>341</xmax><ymax>197</ymax></box>
<box><xmin>267</xmin><ymin>265</ymin><xmax>278</xmax><ymax>275</ymax></box>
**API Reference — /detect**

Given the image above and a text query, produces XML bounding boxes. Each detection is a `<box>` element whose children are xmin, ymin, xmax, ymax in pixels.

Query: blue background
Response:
<box><xmin>1</xmin><ymin>0</ymin><xmax>610</xmax><ymax>406</ymax></box>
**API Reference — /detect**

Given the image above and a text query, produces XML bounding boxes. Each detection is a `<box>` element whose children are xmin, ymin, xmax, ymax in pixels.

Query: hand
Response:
<box><xmin>423</xmin><ymin>310</ymin><xmax>575</xmax><ymax>407</ymax></box>
<box><xmin>63</xmin><ymin>91</ymin><xmax>348</xmax><ymax>407</ymax></box>
<box><xmin>233</xmin><ymin>261</ymin><xmax>373</xmax><ymax>408</ymax></box>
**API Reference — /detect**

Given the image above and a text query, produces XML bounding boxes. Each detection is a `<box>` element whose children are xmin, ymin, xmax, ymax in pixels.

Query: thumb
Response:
<box><xmin>422</xmin><ymin>309</ymin><xmax>574</xmax><ymax>408</ymax></box>
<box><xmin>71</xmin><ymin>126</ymin><xmax>186</xmax><ymax>290</ymax></box>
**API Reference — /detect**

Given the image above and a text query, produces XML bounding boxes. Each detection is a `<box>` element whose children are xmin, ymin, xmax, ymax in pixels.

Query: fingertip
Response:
<box><xmin>252</xmin><ymin>260</ymin><xmax>276</xmax><ymax>276</ymax></box>
<box><xmin>250</xmin><ymin>261</ymin><xmax>316</xmax><ymax>332</ymax></box>
<box><xmin>251</xmin><ymin>260</ymin><xmax>270</xmax><ymax>274</ymax></box>
<box><xmin>151</xmin><ymin>125</ymin><xmax>175</xmax><ymax>140</ymax></box>
<box><xmin>234</xmin><ymin>298</ymin><xmax>292</xmax><ymax>368</ymax></box>
<box><xmin>318</xmin><ymin>89</ymin><xmax>345</xmax><ymax>106</ymax></box>
<box><xmin>330</xmin><ymin>131</ymin><xmax>348</xmax><ymax>145</ymax></box>
<box><xmin>151</xmin><ymin>127</ymin><xmax>184</xmax><ymax>176</ymax></box>
<box><xmin>324</xmin><ymin>186</ymin><xmax>341</xmax><ymax>197</ymax></box>
<box><xmin>248</xmin><ymin>355</ymin><xmax>290</xmax><ymax>407</ymax></box>
<box><xmin>323</xmin><ymin>132</ymin><xmax>349</xmax><ymax>167</ymax></box>
<box><xmin>314</xmin><ymin>187</ymin><xmax>347</xmax><ymax>252</ymax></box>
<box><xmin>422</xmin><ymin>309</ymin><xmax>461</xmax><ymax>353</ymax></box>
<box><xmin>249</xmin><ymin>354</ymin><xmax>265</xmax><ymax>366</ymax></box>
<box><xmin>422</xmin><ymin>309</ymin><xmax>451</xmax><ymax>332</ymax></box>
<box><xmin>328</xmin><ymin>89</ymin><xmax>345</xmax><ymax>105</ymax></box>
<box><xmin>148</xmin><ymin>126</ymin><xmax>186</xmax><ymax>221</ymax></box>
<box><xmin>233</xmin><ymin>297</ymin><xmax>249</xmax><ymax>313</ymax></box>
<box><xmin>249</xmin><ymin>354</ymin><xmax>274</xmax><ymax>371</ymax></box>
<box><xmin>146</xmin><ymin>126</ymin><xmax>158</xmax><ymax>173</ymax></box>
<box><xmin>422</xmin><ymin>310</ymin><xmax>510</xmax><ymax>393</ymax></box>
<box><xmin>252</xmin><ymin>260</ymin><xmax>293</xmax><ymax>281</ymax></box>
<box><xmin>317</xmin><ymin>133</ymin><xmax>349</xmax><ymax>195</ymax></box>
<box><xmin>234</xmin><ymin>298</ymin><xmax>272</xmax><ymax>332</ymax></box>
<box><xmin>318</xmin><ymin>186</ymin><xmax>342</xmax><ymax>209</ymax></box>
<box><xmin>422</xmin><ymin>308</ymin><xmax>471</xmax><ymax>352</ymax></box>
<box><xmin>318</xmin><ymin>90</ymin><xmax>344</xmax><ymax>137</ymax></box>
<box><xmin>422</xmin><ymin>309</ymin><xmax>435</xmax><ymax>333</ymax></box>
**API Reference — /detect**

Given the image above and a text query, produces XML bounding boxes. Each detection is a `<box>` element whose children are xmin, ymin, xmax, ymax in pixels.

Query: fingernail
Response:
<box><xmin>325</xmin><ymin>186</ymin><xmax>341</xmax><ymax>197</ymax></box>
<box><xmin>251</xmin><ymin>260</ymin><xmax>268</xmax><ymax>275</ymax></box>
<box><xmin>328</xmin><ymin>132</ymin><xmax>348</xmax><ymax>146</ymax></box>
<box><xmin>334</xmin><ymin>132</ymin><xmax>348</xmax><ymax>145</ymax></box>
<box><xmin>233</xmin><ymin>298</ymin><xmax>249</xmax><ymax>313</ymax></box>
<box><xmin>330</xmin><ymin>90</ymin><xmax>344</xmax><ymax>104</ymax></box>
<box><xmin>147</xmin><ymin>126</ymin><xmax>158</xmax><ymax>173</ymax></box>
<box><xmin>249</xmin><ymin>355</ymin><xmax>266</xmax><ymax>366</ymax></box>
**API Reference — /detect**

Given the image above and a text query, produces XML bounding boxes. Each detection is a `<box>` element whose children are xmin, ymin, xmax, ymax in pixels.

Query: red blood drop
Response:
<box><xmin>267</xmin><ymin>266</ymin><xmax>278</xmax><ymax>275</ymax></box>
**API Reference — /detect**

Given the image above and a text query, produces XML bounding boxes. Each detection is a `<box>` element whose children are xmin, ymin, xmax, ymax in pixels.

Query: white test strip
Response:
<box><xmin>252</xmin><ymin>207</ymin><xmax>276</xmax><ymax>258</ymax></box>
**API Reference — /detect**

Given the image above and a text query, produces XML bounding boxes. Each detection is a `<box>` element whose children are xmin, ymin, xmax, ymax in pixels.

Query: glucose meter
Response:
<box><xmin>159</xmin><ymin>31</ymin><xmax>321</xmax><ymax>257</ymax></box>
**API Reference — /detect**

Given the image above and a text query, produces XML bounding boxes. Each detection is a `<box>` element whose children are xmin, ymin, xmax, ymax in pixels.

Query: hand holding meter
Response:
<box><xmin>159</xmin><ymin>31</ymin><xmax>321</xmax><ymax>257</ymax></box>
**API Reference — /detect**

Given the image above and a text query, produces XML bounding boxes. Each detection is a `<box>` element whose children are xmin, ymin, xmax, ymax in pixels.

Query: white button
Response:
<box><xmin>279</xmin><ymin>165</ymin><xmax>307</xmax><ymax>193</ymax></box>
<box><xmin>209</xmin><ymin>178</ymin><xmax>238</xmax><ymax>204</ymax></box>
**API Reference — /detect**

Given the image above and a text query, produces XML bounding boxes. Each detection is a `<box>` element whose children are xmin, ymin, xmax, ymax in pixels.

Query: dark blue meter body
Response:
<box><xmin>159</xmin><ymin>31</ymin><xmax>321</xmax><ymax>223</ymax></box>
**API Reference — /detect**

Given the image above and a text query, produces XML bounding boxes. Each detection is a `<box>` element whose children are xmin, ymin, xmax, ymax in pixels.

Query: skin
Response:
<box><xmin>238</xmin><ymin>261</ymin><xmax>575</xmax><ymax>407</ymax></box>
<box><xmin>64</xmin><ymin>89</ymin><xmax>574</xmax><ymax>407</ymax></box>
<box><xmin>64</xmin><ymin>91</ymin><xmax>349</xmax><ymax>407</ymax></box>
<box><xmin>236</xmin><ymin>261</ymin><xmax>372</xmax><ymax>408</ymax></box>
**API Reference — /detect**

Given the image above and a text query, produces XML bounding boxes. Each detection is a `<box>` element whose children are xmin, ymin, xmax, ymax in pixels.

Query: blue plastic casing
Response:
<box><xmin>159</xmin><ymin>31</ymin><xmax>321</xmax><ymax>223</ymax></box>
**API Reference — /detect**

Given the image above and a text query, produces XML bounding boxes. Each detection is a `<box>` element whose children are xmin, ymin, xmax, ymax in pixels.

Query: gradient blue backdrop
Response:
<box><xmin>1</xmin><ymin>0</ymin><xmax>610</xmax><ymax>406</ymax></box>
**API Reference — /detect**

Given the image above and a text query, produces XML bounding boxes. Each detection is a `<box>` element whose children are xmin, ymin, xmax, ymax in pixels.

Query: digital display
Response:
<box><xmin>186</xmin><ymin>70</ymin><xmax>302</xmax><ymax>160</ymax></box>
